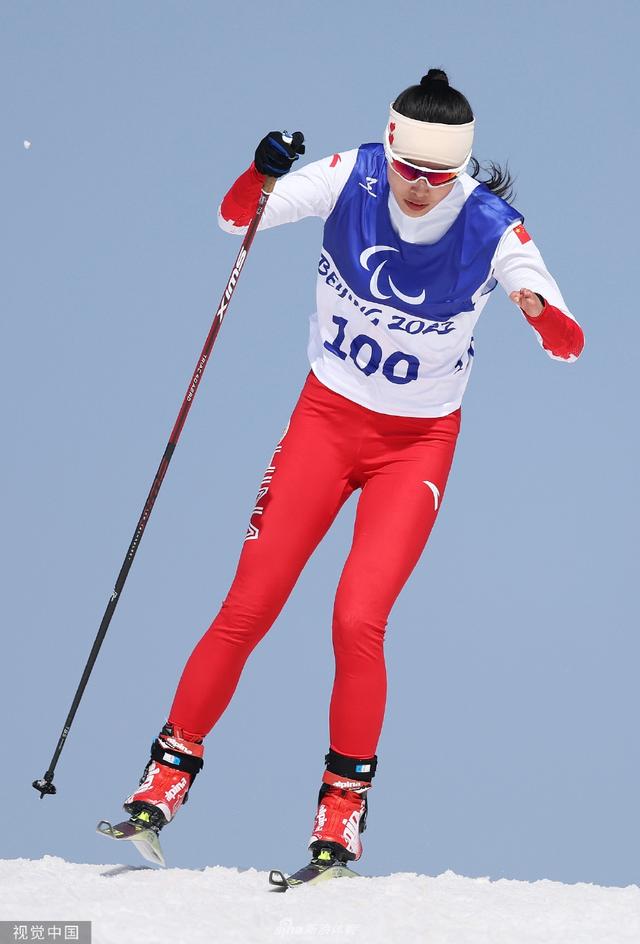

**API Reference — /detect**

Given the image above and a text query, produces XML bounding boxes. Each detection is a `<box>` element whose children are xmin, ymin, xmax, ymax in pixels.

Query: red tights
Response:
<box><xmin>169</xmin><ymin>372</ymin><xmax>460</xmax><ymax>757</ymax></box>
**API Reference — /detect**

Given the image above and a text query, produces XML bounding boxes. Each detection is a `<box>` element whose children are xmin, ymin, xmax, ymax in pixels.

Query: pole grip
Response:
<box><xmin>262</xmin><ymin>176</ymin><xmax>277</xmax><ymax>195</ymax></box>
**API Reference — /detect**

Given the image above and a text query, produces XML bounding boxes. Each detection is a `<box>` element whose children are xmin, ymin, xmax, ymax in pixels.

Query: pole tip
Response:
<box><xmin>32</xmin><ymin>776</ymin><xmax>57</xmax><ymax>798</ymax></box>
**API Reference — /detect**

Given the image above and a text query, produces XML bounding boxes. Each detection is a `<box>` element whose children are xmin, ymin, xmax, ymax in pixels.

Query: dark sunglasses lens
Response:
<box><xmin>391</xmin><ymin>158</ymin><xmax>419</xmax><ymax>181</ymax></box>
<box><xmin>425</xmin><ymin>171</ymin><xmax>457</xmax><ymax>186</ymax></box>
<box><xmin>391</xmin><ymin>157</ymin><xmax>457</xmax><ymax>186</ymax></box>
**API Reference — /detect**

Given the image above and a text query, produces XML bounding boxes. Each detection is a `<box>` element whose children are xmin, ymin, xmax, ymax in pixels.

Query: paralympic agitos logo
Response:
<box><xmin>359</xmin><ymin>245</ymin><xmax>427</xmax><ymax>306</ymax></box>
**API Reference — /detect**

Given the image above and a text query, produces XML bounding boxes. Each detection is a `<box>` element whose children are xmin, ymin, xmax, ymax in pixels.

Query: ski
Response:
<box><xmin>268</xmin><ymin>847</ymin><xmax>359</xmax><ymax>891</ymax></box>
<box><xmin>96</xmin><ymin>812</ymin><xmax>166</xmax><ymax>867</ymax></box>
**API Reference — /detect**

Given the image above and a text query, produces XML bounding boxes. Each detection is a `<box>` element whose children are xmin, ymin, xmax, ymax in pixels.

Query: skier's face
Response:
<box><xmin>386</xmin><ymin>163</ymin><xmax>456</xmax><ymax>217</ymax></box>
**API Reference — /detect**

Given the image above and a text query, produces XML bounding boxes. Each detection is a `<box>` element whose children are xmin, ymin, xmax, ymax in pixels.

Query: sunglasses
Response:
<box><xmin>384</xmin><ymin>133</ymin><xmax>469</xmax><ymax>189</ymax></box>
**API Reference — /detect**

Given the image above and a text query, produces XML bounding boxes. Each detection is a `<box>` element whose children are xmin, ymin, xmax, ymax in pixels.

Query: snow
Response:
<box><xmin>0</xmin><ymin>857</ymin><xmax>637</xmax><ymax>944</ymax></box>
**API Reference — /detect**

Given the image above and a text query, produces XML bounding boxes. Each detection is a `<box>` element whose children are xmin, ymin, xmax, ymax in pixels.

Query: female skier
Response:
<box><xmin>122</xmin><ymin>69</ymin><xmax>584</xmax><ymax>874</ymax></box>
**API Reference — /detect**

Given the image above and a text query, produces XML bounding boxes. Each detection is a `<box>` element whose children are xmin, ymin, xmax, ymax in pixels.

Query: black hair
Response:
<box><xmin>393</xmin><ymin>68</ymin><xmax>515</xmax><ymax>202</ymax></box>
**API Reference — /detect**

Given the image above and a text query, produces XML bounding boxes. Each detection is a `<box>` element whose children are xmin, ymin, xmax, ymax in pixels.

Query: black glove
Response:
<box><xmin>254</xmin><ymin>131</ymin><xmax>305</xmax><ymax>177</ymax></box>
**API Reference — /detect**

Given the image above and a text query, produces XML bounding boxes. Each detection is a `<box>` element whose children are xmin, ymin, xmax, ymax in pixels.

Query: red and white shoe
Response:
<box><xmin>124</xmin><ymin>724</ymin><xmax>204</xmax><ymax>827</ymax></box>
<box><xmin>308</xmin><ymin>771</ymin><xmax>371</xmax><ymax>862</ymax></box>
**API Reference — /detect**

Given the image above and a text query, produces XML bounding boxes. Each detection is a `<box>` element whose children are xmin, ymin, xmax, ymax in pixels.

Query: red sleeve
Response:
<box><xmin>219</xmin><ymin>163</ymin><xmax>266</xmax><ymax>227</ymax></box>
<box><xmin>524</xmin><ymin>301</ymin><xmax>585</xmax><ymax>360</ymax></box>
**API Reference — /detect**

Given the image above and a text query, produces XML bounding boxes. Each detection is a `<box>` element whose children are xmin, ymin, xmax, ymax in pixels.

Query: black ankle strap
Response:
<box><xmin>324</xmin><ymin>749</ymin><xmax>377</xmax><ymax>783</ymax></box>
<box><xmin>151</xmin><ymin>739</ymin><xmax>204</xmax><ymax>778</ymax></box>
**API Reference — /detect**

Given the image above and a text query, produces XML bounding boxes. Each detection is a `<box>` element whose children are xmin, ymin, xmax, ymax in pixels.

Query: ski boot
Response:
<box><xmin>269</xmin><ymin>749</ymin><xmax>378</xmax><ymax>890</ymax></box>
<box><xmin>123</xmin><ymin>722</ymin><xmax>205</xmax><ymax>831</ymax></box>
<box><xmin>308</xmin><ymin>749</ymin><xmax>377</xmax><ymax>863</ymax></box>
<box><xmin>97</xmin><ymin>723</ymin><xmax>204</xmax><ymax>865</ymax></box>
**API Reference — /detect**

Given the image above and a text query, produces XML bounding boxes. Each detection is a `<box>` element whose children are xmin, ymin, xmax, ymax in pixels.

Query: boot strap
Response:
<box><xmin>324</xmin><ymin>748</ymin><xmax>377</xmax><ymax>783</ymax></box>
<box><xmin>151</xmin><ymin>739</ymin><xmax>204</xmax><ymax>779</ymax></box>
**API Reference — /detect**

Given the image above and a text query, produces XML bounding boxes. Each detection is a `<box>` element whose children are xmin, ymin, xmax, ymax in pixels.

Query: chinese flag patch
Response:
<box><xmin>513</xmin><ymin>224</ymin><xmax>531</xmax><ymax>244</ymax></box>
<box><xmin>329</xmin><ymin>153</ymin><xmax>341</xmax><ymax>168</ymax></box>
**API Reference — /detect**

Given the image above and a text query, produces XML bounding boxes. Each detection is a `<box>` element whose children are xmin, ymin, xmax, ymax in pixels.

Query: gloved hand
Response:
<box><xmin>254</xmin><ymin>131</ymin><xmax>305</xmax><ymax>177</ymax></box>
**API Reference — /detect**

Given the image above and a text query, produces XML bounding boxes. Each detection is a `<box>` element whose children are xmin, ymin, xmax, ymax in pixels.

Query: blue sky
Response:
<box><xmin>1</xmin><ymin>0</ymin><xmax>638</xmax><ymax>885</ymax></box>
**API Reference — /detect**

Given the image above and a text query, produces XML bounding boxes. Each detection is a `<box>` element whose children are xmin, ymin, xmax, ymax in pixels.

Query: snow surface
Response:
<box><xmin>0</xmin><ymin>857</ymin><xmax>638</xmax><ymax>944</ymax></box>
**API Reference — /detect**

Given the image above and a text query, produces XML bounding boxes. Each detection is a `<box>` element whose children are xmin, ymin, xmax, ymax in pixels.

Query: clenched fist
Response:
<box><xmin>510</xmin><ymin>288</ymin><xmax>544</xmax><ymax>318</ymax></box>
<box><xmin>254</xmin><ymin>131</ymin><xmax>306</xmax><ymax>178</ymax></box>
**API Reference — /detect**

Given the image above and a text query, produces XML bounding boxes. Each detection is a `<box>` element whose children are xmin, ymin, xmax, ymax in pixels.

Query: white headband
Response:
<box><xmin>387</xmin><ymin>104</ymin><xmax>475</xmax><ymax>168</ymax></box>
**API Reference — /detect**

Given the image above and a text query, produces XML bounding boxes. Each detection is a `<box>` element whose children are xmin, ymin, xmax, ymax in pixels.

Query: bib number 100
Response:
<box><xmin>324</xmin><ymin>315</ymin><xmax>419</xmax><ymax>385</ymax></box>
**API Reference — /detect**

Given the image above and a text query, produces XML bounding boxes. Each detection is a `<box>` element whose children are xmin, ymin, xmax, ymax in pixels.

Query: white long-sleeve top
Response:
<box><xmin>218</xmin><ymin>149</ymin><xmax>583</xmax><ymax>417</ymax></box>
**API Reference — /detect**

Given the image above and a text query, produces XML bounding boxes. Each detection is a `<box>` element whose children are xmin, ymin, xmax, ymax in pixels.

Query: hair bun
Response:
<box><xmin>420</xmin><ymin>68</ymin><xmax>449</xmax><ymax>86</ymax></box>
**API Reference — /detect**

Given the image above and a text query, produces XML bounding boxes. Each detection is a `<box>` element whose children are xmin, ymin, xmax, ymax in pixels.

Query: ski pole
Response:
<box><xmin>33</xmin><ymin>175</ymin><xmax>277</xmax><ymax>798</ymax></box>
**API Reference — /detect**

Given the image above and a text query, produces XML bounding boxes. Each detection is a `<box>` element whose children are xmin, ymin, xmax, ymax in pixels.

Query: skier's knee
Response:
<box><xmin>214</xmin><ymin>593</ymin><xmax>281</xmax><ymax>646</ymax></box>
<box><xmin>332</xmin><ymin>602</ymin><xmax>387</xmax><ymax>658</ymax></box>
